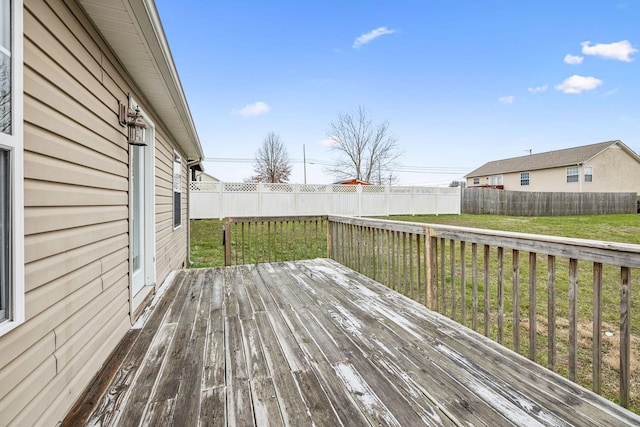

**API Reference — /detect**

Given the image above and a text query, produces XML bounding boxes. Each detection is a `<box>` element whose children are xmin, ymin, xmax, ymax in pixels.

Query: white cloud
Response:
<box><xmin>319</xmin><ymin>138</ymin><xmax>337</xmax><ymax>148</ymax></box>
<box><xmin>353</xmin><ymin>27</ymin><xmax>396</xmax><ymax>48</ymax></box>
<box><xmin>603</xmin><ymin>89</ymin><xmax>619</xmax><ymax>96</ymax></box>
<box><xmin>498</xmin><ymin>96</ymin><xmax>515</xmax><ymax>104</ymax></box>
<box><xmin>564</xmin><ymin>54</ymin><xmax>584</xmax><ymax>64</ymax></box>
<box><xmin>528</xmin><ymin>84</ymin><xmax>548</xmax><ymax>93</ymax></box>
<box><xmin>581</xmin><ymin>40</ymin><xmax>638</xmax><ymax>62</ymax></box>
<box><xmin>554</xmin><ymin>75</ymin><xmax>603</xmax><ymax>94</ymax></box>
<box><xmin>234</xmin><ymin>101</ymin><xmax>271</xmax><ymax>117</ymax></box>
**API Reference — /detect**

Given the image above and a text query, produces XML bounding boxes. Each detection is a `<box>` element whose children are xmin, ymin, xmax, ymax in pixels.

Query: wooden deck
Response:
<box><xmin>64</xmin><ymin>259</ymin><xmax>640</xmax><ymax>426</ymax></box>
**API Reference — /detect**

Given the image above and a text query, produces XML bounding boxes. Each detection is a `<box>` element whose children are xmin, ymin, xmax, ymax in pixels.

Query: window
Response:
<box><xmin>566</xmin><ymin>166</ymin><xmax>579</xmax><ymax>183</ymax></box>
<box><xmin>584</xmin><ymin>166</ymin><xmax>592</xmax><ymax>182</ymax></box>
<box><xmin>473</xmin><ymin>178</ymin><xmax>480</xmax><ymax>185</ymax></box>
<box><xmin>1</xmin><ymin>0</ymin><xmax>12</xmax><ymax>134</ymax></box>
<box><xmin>0</xmin><ymin>0</ymin><xmax>24</xmax><ymax>335</ymax></box>
<box><xmin>173</xmin><ymin>152</ymin><xmax>181</xmax><ymax>228</ymax></box>
<box><xmin>0</xmin><ymin>151</ymin><xmax>10</xmax><ymax>321</ymax></box>
<box><xmin>489</xmin><ymin>175</ymin><xmax>503</xmax><ymax>186</ymax></box>
<box><xmin>520</xmin><ymin>172</ymin><xmax>530</xmax><ymax>186</ymax></box>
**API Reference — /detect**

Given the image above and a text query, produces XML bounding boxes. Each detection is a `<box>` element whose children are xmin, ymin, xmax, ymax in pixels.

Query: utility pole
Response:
<box><xmin>303</xmin><ymin>144</ymin><xmax>307</xmax><ymax>184</ymax></box>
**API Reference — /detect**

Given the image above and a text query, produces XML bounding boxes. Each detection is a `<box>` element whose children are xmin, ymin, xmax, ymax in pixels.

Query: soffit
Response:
<box><xmin>77</xmin><ymin>0</ymin><xmax>204</xmax><ymax>161</ymax></box>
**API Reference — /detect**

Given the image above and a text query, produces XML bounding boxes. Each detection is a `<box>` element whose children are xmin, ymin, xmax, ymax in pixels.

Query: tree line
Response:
<box><xmin>248</xmin><ymin>106</ymin><xmax>400</xmax><ymax>185</ymax></box>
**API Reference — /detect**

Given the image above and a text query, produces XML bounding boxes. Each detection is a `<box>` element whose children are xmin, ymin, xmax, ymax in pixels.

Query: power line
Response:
<box><xmin>203</xmin><ymin>157</ymin><xmax>472</xmax><ymax>174</ymax></box>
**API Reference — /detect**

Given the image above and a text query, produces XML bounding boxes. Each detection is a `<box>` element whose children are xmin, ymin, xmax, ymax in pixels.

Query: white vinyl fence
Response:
<box><xmin>190</xmin><ymin>182</ymin><xmax>461</xmax><ymax>219</ymax></box>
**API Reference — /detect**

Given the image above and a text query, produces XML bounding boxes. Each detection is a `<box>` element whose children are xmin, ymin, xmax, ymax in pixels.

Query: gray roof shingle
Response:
<box><xmin>466</xmin><ymin>140</ymin><xmax>625</xmax><ymax>177</ymax></box>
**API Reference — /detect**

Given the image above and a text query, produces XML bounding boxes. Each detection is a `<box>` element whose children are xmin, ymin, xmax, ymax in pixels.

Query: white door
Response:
<box><xmin>130</xmin><ymin>105</ymin><xmax>155</xmax><ymax>302</ymax></box>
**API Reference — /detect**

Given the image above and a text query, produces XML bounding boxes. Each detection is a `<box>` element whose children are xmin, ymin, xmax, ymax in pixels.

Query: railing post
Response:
<box><xmin>223</xmin><ymin>218</ymin><xmax>231</xmax><ymax>266</ymax></box>
<box><xmin>326</xmin><ymin>217</ymin><xmax>333</xmax><ymax>259</ymax></box>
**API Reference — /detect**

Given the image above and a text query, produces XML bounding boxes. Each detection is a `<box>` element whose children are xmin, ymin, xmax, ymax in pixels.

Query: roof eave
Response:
<box><xmin>78</xmin><ymin>0</ymin><xmax>204</xmax><ymax>161</ymax></box>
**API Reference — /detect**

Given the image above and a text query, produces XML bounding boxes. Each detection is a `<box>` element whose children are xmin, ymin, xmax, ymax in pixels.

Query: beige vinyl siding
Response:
<box><xmin>155</xmin><ymin>129</ymin><xmax>188</xmax><ymax>280</ymax></box>
<box><xmin>0</xmin><ymin>0</ymin><xmax>191</xmax><ymax>425</ymax></box>
<box><xmin>587</xmin><ymin>145</ymin><xmax>640</xmax><ymax>193</ymax></box>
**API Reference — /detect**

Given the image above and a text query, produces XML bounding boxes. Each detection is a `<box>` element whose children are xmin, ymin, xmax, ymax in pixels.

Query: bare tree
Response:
<box><xmin>449</xmin><ymin>180</ymin><xmax>466</xmax><ymax>188</ymax></box>
<box><xmin>326</xmin><ymin>106</ymin><xmax>400</xmax><ymax>185</ymax></box>
<box><xmin>0</xmin><ymin>58</ymin><xmax>10</xmax><ymax>133</ymax></box>
<box><xmin>250</xmin><ymin>132</ymin><xmax>292</xmax><ymax>183</ymax></box>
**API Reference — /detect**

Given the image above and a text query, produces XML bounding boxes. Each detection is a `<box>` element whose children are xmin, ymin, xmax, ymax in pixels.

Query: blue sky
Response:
<box><xmin>155</xmin><ymin>1</ymin><xmax>640</xmax><ymax>185</ymax></box>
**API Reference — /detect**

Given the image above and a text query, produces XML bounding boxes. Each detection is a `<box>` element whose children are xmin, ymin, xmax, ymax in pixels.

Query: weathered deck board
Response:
<box><xmin>65</xmin><ymin>260</ymin><xmax>640</xmax><ymax>427</ymax></box>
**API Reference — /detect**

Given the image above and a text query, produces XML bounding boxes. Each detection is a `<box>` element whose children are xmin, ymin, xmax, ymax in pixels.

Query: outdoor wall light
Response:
<box><xmin>126</xmin><ymin>106</ymin><xmax>148</xmax><ymax>146</ymax></box>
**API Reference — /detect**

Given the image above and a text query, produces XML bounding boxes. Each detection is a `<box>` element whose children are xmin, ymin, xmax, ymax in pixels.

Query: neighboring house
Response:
<box><xmin>334</xmin><ymin>179</ymin><xmax>372</xmax><ymax>185</ymax></box>
<box><xmin>193</xmin><ymin>171</ymin><xmax>219</xmax><ymax>182</ymax></box>
<box><xmin>466</xmin><ymin>140</ymin><xmax>640</xmax><ymax>194</ymax></box>
<box><xmin>0</xmin><ymin>0</ymin><xmax>204</xmax><ymax>425</ymax></box>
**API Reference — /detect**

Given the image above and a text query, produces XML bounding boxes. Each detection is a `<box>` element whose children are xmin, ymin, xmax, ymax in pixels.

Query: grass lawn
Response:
<box><xmin>382</xmin><ymin>213</ymin><xmax>640</xmax><ymax>244</ymax></box>
<box><xmin>191</xmin><ymin>213</ymin><xmax>640</xmax><ymax>267</ymax></box>
<box><xmin>189</xmin><ymin>219</ymin><xmax>227</xmax><ymax>268</ymax></box>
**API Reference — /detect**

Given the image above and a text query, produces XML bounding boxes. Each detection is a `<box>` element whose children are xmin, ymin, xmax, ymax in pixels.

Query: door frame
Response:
<box><xmin>128</xmin><ymin>97</ymin><xmax>156</xmax><ymax>319</ymax></box>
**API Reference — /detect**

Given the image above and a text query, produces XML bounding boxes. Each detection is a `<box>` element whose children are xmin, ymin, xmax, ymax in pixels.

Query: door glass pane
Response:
<box><xmin>132</xmin><ymin>145</ymin><xmax>143</xmax><ymax>272</ymax></box>
<box><xmin>0</xmin><ymin>149</ymin><xmax>10</xmax><ymax>320</ymax></box>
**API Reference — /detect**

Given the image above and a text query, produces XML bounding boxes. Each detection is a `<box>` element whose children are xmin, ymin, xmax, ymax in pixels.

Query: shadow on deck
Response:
<box><xmin>64</xmin><ymin>259</ymin><xmax>639</xmax><ymax>426</ymax></box>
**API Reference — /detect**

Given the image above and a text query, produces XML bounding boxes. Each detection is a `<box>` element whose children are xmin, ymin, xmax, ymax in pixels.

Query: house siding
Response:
<box><xmin>0</xmin><ymin>0</ymin><xmax>191</xmax><ymax>425</ymax></box>
<box><xmin>467</xmin><ymin>145</ymin><xmax>640</xmax><ymax>194</ymax></box>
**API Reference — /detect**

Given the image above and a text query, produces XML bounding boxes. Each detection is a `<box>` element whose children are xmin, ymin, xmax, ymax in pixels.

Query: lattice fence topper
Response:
<box><xmin>331</xmin><ymin>185</ymin><xmax>358</xmax><ymax>193</ymax></box>
<box><xmin>190</xmin><ymin>182</ymin><xmax>219</xmax><ymax>192</ymax></box>
<box><xmin>224</xmin><ymin>182</ymin><xmax>257</xmax><ymax>192</ymax></box>
<box><xmin>361</xmin><ymin>185</ymin><xmax>386</xmax><ymax>193</ymax></box>
<box><xmin>263</xmin><ymin>183</ymin><xmax>295</xmax><ymax>192</ymax></box>
<box><xmin>299</xmin><ymin>184</ymin><xmax>327</xmax><ymax>192</ymax></box>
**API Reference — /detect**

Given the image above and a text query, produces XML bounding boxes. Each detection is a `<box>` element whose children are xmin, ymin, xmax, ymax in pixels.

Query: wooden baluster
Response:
<box><xmin>497</xmin><ymin>246</ymin><xmax>504</xmax><ymax>344</ymax></box>
<box><xmin>548</xmin><ymin>255</ymin><xmax>556</xmax><ymax>371</ymax></box>
<box><xmin>528</xmin><ymin>252</ymin><xmax>537</xmax><ymax>361</ymax></box>
<box><xmin>512</xmin><ymin>249</ymin><xmax>520</xmax><ymax>353</ymax></box>
<box><xmin>441</xmin><ymin>238</ymin><xmax>447</xmax><ymax>316</ymax></box>
<box><xmin>568</xmin><ymin>258</ymin><xmax>578</xmax><ymax>381</ymax></box>
<box><xmin>409</xmin><ymin>233</ymin><xmax>415</xmax><ymax>299</ymax></box>
<box><xmin>592</xmin><ymin>262</ymin><xmax>602</xmax><ymax>394</ymax></box>
<box><xmin>461</xmin><ymin>241</ymin><xmax>466</xmax><ymax>326</ymax></box>
<box><xmin>620</xmin><ymin>266</ymin><xmax>631</xmax><ymax>408</ymax></box>
<box><xmin>484</xmin><ymin>245</ymin><xmax>490</xmax><ymax>337</ymax></box>
<box><xmin>417</xmin><ymin>234</ymin><xmax>423</xmax><ymax>305</ymax></box>
<box><xmin>472</xmin><ymin>243</ymin><xmax>478</xmax><ymax>331</ymax></box>
<box><xmin>450</xmin><ymin>239</ymin><xmax>456</xmax><ymax>321</ymax></box>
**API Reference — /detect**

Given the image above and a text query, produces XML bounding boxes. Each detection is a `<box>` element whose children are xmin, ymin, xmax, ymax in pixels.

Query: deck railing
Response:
<box><xmin>223</xmin><ymin>214</ymin><xmax>639</xmax><ymax>410</ymax></box>
<box><xmin>223</xmin><ymin>216</ymin><xmax>328</xmax><ymax>265</ymax></box>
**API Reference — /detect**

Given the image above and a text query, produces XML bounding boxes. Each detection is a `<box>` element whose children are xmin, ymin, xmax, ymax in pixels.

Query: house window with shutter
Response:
<box><xmin>0</xmin><ymin>0</ymin><xmax>25</xmax><ymax>335</ymax></box>
<box><xmin>566</xmin><ymin>166</ymin><xmax>579</xmax><ymax>183</ymax></box>
<box><xmin>173</xmin><ymin>152</ymin><xmax>182</xmax><ymax>228</ymax></box>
